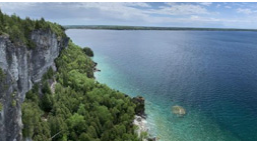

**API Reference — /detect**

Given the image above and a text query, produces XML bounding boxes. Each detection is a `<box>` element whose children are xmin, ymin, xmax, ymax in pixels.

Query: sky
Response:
<box><xmin>0</xmin><ymin>2</ymin><xmax>257</xmax><ymax>29</ymax></box>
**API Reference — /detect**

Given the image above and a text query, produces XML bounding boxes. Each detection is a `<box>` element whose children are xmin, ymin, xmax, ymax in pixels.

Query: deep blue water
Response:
<box><xmin>66</xmin><ymin>30</ymin><xmax>257</xmax><ymax>141</ymax></box>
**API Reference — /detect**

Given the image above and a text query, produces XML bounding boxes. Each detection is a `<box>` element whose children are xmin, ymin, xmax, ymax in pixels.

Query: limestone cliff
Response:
<box><xmin>0</xmin><ymin>29</ymin><xmax>68</xmax><ymax>141</ymax></box>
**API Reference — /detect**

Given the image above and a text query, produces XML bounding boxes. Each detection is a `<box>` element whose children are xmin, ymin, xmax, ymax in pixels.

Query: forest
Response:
<box><xmin>22</xmin><ymin>41</ymin><xmax>141</xmax><ymax>141</ymax></box>
<box><xmin>0</xmin><ymin>9</ymin><xmax>143</xmax><ymax>141</ymax></box>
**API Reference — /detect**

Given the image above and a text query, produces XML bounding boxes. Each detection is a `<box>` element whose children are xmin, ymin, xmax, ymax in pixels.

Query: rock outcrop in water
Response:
<box><xmin>0</xmin><ymin>29</ymin><xmax>69</xmax><ymax>141</ymax></box>
<box><xmin>172</xmin><ymin>105</ymin><xmax>186</xmax><ymax>116</ymax></box>
<box><xmin>132</xmin><ymin>96</ymin><xmax>146</xmax><ymax>118</ymax></box>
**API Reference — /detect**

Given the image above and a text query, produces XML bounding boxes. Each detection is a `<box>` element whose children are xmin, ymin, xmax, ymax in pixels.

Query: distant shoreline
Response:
<box><xmin>63</xmin><ymin>25</ymin><xmax>257</xmax><ymax>32</ymax></box>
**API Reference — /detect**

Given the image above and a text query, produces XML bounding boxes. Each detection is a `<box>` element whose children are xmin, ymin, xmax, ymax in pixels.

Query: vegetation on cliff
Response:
<box><xmin>22</xmin><ymin>41</ymin><xmax>140</xmax><ymax>141</ymax></box>
<box><xmin>0</xmin><ymin>68</ymin><xmax>5</xmax><ymax>83</ymax></box>
<box><xmin>0</xmin><ymin>10</ymin><xmax>142</xmax><ymax>141</ymax></box>
<box><xmin>82</xmin><ymin>47</ymin><xmax>94</xmax><ymax>57</ymax></box>
<box><xmin>0</xmin><ymin>9</ymin><xmax>66</xmax><ymax>48</ymax></box>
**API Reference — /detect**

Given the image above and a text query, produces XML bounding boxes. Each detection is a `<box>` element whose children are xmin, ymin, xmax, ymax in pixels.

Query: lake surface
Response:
<box><xmin>66</xmin><ymin>29</ymin><xmax>257</xmax><ymax>141</ymax></box>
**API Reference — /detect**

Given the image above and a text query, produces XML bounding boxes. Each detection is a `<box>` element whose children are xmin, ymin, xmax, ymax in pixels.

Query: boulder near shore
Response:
<box><xmin>172</xmin><ymin>105</ymin><xmax>186</xmax><ymax>116</ymax></box>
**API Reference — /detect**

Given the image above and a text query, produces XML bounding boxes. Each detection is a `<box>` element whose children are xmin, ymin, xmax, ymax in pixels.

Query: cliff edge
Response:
<box><xmin>0</xmin><ymin>29</ymin><xmax>68</xmax><ymax>141</ymax></box>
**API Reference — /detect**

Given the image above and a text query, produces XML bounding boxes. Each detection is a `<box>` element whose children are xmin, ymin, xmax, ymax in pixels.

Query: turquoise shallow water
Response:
<box><xmin>66</xmin><ymin>30</ymin><xmax>257</xmax><ymax>141</ymax></box>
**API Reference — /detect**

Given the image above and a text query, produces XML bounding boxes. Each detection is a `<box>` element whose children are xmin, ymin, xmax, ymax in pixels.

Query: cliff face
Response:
<box><xmin>0</xmin><ymin>29</ymin><xmax>68</xmax><ymax>141</ymax></box>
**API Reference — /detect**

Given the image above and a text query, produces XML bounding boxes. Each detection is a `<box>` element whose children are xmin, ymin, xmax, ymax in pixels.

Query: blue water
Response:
<box><xmin>66</xmin><ymin>30</ymin><xmax>257</xmax><ymax>141</ymax></box>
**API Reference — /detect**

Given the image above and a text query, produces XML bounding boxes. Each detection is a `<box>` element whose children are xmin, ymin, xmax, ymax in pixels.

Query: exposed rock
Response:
<box><xmin>132</xmin><ymin>96</ymin><xmax>146</xmax><ymax>118</ymax></box>
<box><xmin>132</xmin><ymin>97</ymin><xmax>157</xmax><ymax>141</ymax></box>
<box><xmin>148</xmin><ymin>137</ymin><xmax>158</xmax><ymax>141</ymax></box>
<box><xmin>93</xmin><ymin>67</ymin><xmax>101</xmax><ymax>72</ymax></box>
<box><xmin>133</xmin><ymin>115</ymin><xmax>148</xmax><ymax>140</ymax></box>
<box><xmin>93</xmin><ymin>62</ymin><xmax>101</xmax><ymax>72</ymax></box>
<box><xmin>93</xmin><ymin>62</ymin><xmax>97</xmax><ymax>67</ymax></box>
<box><xmin>50</xmin><ymin>80</ymin><xmax>57</xmax><ymax>94</ymax></box>
<box><xmin>132</xmin><ymin>96</ymin><xmax>147</xmax><ymax>140</ymax></box>
<box><xmin>0</xmin><ymin>29</ymin><xmax>69</xmax><ymax>141</ymax></box>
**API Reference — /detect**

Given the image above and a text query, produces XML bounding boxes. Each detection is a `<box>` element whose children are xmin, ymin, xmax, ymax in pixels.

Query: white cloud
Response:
<box><xmin>0</xmin><ymin>2</ymin><xmax>36</xmax><ymax>12</ymax></box>
<box><xmin>124</xmin><ymin>2</ymin><xmax>151</xmax><ymax>8</ymax></box>
<box><xmin>147</xmin><ymin>3</ymin><xmax>210</xmax><ymax>15</ymax></box>
<box><xmin>200</xmin><ymin>2</ymin><xmax>212</xmax><ymax>6</ymax></box>
<box><xmin>236</xmin><ymin>8</ymin><xmax>255</xmax><ymax>14</ymax></box>
<box><xmin>190</xmin><ymin>15</ymin><xmax>199</xmax><ymax>19</ymax></box>
<box><xmin>225</xmin><ymin>6</ymin><xmax>231</xmax><ymax>9</ymax></box>
<box><xmin>77</xmin><ymin>2</ymin><xmax>150</xmax><ymax>21</ymax></box>
<box><xmin>0</xmin><ymin>2</ymin><xmax>257</xmax><ymax>28</ymax></box>
<box><xmin>0</xmin><ymin>2</ymin><xmax>213</xmax><ymax>19</ymax></box>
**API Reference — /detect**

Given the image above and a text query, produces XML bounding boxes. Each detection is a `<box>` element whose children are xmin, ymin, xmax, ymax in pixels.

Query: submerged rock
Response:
<box><xmin>172</xmin><ymin>105</ymin><xmax>186</xmax><ymax>116</ymax></box>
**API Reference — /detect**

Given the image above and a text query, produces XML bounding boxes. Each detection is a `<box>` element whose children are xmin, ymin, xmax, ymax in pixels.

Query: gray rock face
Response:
<box><xmin>0</xmin><ymin>29</ymin><xmax>68</xmax><ymax>141</ymax></box>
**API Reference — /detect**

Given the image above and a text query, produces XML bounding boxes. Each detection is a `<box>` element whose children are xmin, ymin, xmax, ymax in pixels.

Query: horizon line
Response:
<box><xmin>63</xmin><ymin>25</ymin><xmax>257</xmax><ymax>31</ymax></box>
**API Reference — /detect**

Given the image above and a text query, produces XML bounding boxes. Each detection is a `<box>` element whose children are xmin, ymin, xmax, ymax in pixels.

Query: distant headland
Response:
<box><xmin>63</xmin><ymin>25</ymin><xmax>257</xmax><ymax>31</ymax></box>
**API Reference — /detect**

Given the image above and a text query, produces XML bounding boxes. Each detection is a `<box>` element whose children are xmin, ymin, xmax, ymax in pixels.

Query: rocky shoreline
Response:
<box><xmin>94</xmin><ymin>66</ymin><xmax>157</xmax><ymax>140</ymax></box>
<box><xmin>133</xmin><ymin>115</ymin><xmax>148</xmax><ymax>140</ymax></box>
<box><xmin>132</xmin><ymin>96</ymin><xmax>157</xmax><ymax>141</ymax></box>
<box><xmin>93</xmin><ymin>62</ymin><xmax>101</xmax><ymax>72</ymax></box>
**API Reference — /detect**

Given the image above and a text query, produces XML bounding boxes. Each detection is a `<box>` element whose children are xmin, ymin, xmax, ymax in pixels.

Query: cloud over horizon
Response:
<box><xmin>0</xmin><ymin>2</ymin><xmax>257</xmax><ymax>29</ymax></box>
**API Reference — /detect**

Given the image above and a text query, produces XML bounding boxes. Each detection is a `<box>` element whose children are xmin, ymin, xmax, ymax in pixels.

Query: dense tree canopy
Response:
<box><xmin>82</xmin><ymin>47</ymin><xmax>94</xmax><ymax>57</ymax></box>
<box><xmin>0</xmin><ymin>8</ymin><xmax>66</xmax><ymax>48</ymax></box>
<box><xmin>22</xmin><ymin>41</ymin><xmax>140</xmax><ymax>141</ymax></box>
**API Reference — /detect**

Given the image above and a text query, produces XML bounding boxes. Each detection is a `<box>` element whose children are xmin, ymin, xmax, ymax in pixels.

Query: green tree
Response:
<box><xmin>67</xmin><ymin>113</ymin><xmax>86</xmax><ymax>134</ymax></box>
<box><xmin>79</xmin><ymin>133</ymin><xmax>92</xmax><ymax>141</ymax></box>
<box><xmin>88</xmin><ymin>125</ymin><xmax>98</xmax><ymax>138</ymax></box>
<box><xmin>22</xmin><ymin>101</ymin><xmax>42</xmax><ymax>138</ymax></box>
<box><xmin>82</xmin><ymin>47</ymin><xmax>94</xmax><ymax>57</ymax></box>
<box><xmin>9</xmin><ymin>25</ymin><xmax>26</xmax><ymax>43</ymax></box>
<box><xmin>41</xmin><ymin>93</ymin><xmax>54</xmax><ymax>112</ymax></box>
